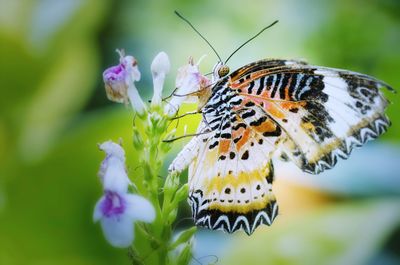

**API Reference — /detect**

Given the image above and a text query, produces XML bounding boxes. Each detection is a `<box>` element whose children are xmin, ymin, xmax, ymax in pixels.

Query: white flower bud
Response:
<box><xmin>151</xmin><ymin>52</ymin><xmax>170</xmax><ymax>107</ymax></box>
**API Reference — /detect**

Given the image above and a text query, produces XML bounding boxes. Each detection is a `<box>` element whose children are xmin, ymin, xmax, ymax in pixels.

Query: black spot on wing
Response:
<box><xmin>262</xmin><ymin>126</ymin><xmax>282</xmax><ymax>137</ymax></box>
<box><xmin>233</xmin><ymin>123</ymin><xmax>247</xmax><ymax>130</ymax></box>
<box><xmin>250</xmin><ymin>116</ymin><xmax>268</xmax><ymax>126</ymax></box>
<box><xmin>241</xmin><ymin>109</ymin><xmax>256</xmax><ymax>119</ymax></box>
<box><xmin>209</xmin><ymin>141</ymin><xmax>219</xmax><ymax>149</ymax></box>
<box><xmin>245</xmin><ymin>101</ymin><xmax>256</xmax><ymax>107</ymax></box>
<box><xmin>241</xmin><ymin>150</ymin><xmax>249</xmax><ymax>160</ymax></box>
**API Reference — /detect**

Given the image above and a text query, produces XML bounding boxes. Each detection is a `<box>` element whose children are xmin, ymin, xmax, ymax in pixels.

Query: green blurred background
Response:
<box><xmin>0</xmin><ymin>0</ymin><xmax>399</xmax><ymax>264</ymax></box>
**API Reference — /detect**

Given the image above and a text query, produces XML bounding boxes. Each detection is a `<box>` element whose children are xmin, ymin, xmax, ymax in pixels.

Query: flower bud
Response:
<box><xmin>176</xmin><ymin>241</ymin><xmax>193</xmax><ymax>265</ymax></box>
<box><xmin>160</xmin><ymin>128</ymin><xmax>176</xmax><ymax>153</ymax></box>
<box><xmin>132</xmin><ymin>128</ymin><xmax>144</xmax><ymax>150</ymax></box>
<box><xmin>164</xmin><ymin>172</ymin><xmax>180</xmax><ymax>199</ymax></box>
<box><xmin>172</xmin><ymin>183</ymin><xmax>188</xmax><ymax>206</ymax></box>
<box><xmin>169</xmin><ymin>226</ymin><xmax>197</xmax><ymax>250</ymax></box>
<box><xmin>151</xmin><ymin>52</ymin><xmax>170</xmax><ymax>107</ymax></box>
<box><xmin>167</xmin><ymin>208</ymin><xmax>178</xmax><ymax>224</ymax></box>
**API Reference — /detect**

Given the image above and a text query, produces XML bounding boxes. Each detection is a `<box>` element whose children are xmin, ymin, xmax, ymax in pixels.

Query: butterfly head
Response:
<box><xmin>212</xmin><ymin>62</ymin><xmax>230</xmax><ymax>81</ymax></box>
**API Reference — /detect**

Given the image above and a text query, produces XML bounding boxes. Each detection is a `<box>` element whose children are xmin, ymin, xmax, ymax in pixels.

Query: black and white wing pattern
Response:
<box><xmin>170</xmin><ymin>58</ymin><xmax>393</xmax><ymax>235</ymax></box>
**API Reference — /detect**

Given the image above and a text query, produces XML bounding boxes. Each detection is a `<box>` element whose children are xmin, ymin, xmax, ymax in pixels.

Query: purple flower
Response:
<box><xmin>94</xmin><ymin>140</ymin><xmax>155</xmax><ymax>248</ymax></box>
<box><xmin>94</xmin><ymin>191</ymin><xmax>155</xmax><ymax>248</ymax></box>
<box><xmin>103</xmin><ymin>49</ymin><xmax>146</xmax><ymax>116</ymax></box>
<box><xmin>99</xmin><ymin>191</ymin><xmax>126</xmax><ymax>217</ymax></box>
<box><xmin>103</xmin><ymin>64</ymin><xmax>128</xmax><ymax>103</ymax></box>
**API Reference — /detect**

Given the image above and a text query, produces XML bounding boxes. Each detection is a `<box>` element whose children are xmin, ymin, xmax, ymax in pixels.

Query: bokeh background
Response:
<box><xmin>1</xmin><ymin>0</ymin><xmax>400</xmax><ymax>264</ymax></box>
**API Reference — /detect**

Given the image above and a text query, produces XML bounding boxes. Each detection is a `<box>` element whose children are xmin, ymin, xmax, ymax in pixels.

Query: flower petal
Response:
<box><xmin>100</xmin><ymin>214</ymin><xmax>135</xmax><ymax>248</ymax></box>
<box><xmin>127</xmin><ymin>84</ymin><xmax>147</xmax><ymax>116</ymax></box>
<box><xmin>99</xmin><ymin>141</ymin><xmax>125</xmax><ymax>162</ymax></box>
<box><xmin>93</xmin><ymin>195</ymin><xmax>106</xmax><ymax>222</ymax></box>
<box><xmin>125</xmin><ymin>194</ymin><xmax>156</xmax><ymax>222</ymax></box>
<box><xmin>103</xmin><ymin>64</ymin><xmax>129</xmax><ymax>103</ymax></box>
<box><xmin>98</xmin><ymin>141</ymin><xmax>131</xmax><ymax>192</ymax></box>
<box><xmin>102</xmin><ymin>157</ymin><xmax>131</xmax><ymax>193</ymax></box>
<box><xmin>122</xmin><ymin>55</ymin><xmax>141</xmax><ymax>82</ymax></box>
<box><xmin>151</xmin><ymin>52</ymin><xmax>170</xmax><ymax>76</ymax></box>
<box><xmin>102</xmin><ymin>50</ymin><xmax>146</xmax><ymax>115</ymax></box>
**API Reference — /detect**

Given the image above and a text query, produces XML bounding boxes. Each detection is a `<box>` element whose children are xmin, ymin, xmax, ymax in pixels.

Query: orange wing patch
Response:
<box><xmin>219</xmin><ymin>139</ymin><xmax>231</xmax><ymax>154</ymax></box>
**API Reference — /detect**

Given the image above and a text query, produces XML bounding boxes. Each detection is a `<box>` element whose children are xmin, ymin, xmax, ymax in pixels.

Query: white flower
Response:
<box><xmin>95</xmin><ymin>140</ymin><xmax>155</xmax><ymax>248</ymax></box>
<box><xmin>93</xmin><ymin>191</ymin><xmax>155</xmax><ymax>248</ymax></box>
<box><xmin>98</xmin><ymin>140</ymin><xmax>131</xmax><ymax>193</ymax></box>
<box><xmin>164</xmin><ymin>57</ymin><xmax>211</xmax><ymax>117</ymax></box>
<box><xmin>151</xmin><ymin>52</ymin><xmax>170</xmax><ymax>107</ymax></box>
<box><xmin>103</xmin><ymin>49</ymin><xmax>146</xmax><ymax>116</ymax></box>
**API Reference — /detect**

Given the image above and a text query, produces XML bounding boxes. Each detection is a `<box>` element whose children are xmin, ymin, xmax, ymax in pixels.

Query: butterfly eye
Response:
<box><xmin>218</xmin><ymin>65</ymin><xmax>230</xmax><ymax>77</ymax></box>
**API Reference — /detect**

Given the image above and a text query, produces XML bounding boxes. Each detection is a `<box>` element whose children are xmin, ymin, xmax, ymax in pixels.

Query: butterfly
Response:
<box><xmin>169</xmin><ymin>12</ymin><xmax>394</xmax><ymax>235</ymax></box>
<box><xmin>169</xmin><ymin>57</ymin><xmax>393</xmax><ymax>235</ymax></box>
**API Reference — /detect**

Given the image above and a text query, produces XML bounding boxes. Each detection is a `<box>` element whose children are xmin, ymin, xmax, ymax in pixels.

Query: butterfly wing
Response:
<box><xmin>186</xmin><ymin>112</ymin><xmax>280</xmax><ymax>235</ymax></box>
<box><xmin>178</xmin><ymin>72</ymin><xmax>295</xmax><ymax>234</ymax></box>
<box><xmin>228</xmin><ymin>59</ymin><xmax>392</xmax><ymax>173</ymax></box>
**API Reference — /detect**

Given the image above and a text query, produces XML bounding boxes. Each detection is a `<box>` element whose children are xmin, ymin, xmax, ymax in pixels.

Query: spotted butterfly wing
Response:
<box><xmin>170</xmin><ymin>59</ymin><xmax>393</xmax><ymax>235</ymax></box>
<box><xmin>227</xmin><ymin>59</ymin><xmax>392</xmax><ymax>173</ymax></box>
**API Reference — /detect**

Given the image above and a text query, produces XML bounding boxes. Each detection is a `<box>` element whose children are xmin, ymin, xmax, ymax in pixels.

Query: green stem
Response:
<box><xmin>134</xmin><ymin>108</ymin><xmax>193</xmax><ymax>265</ymax></box>
<box><xmin>146</xmin><ymin>120</ymin><xmax>168</xmax><ymax>265</ymax></box>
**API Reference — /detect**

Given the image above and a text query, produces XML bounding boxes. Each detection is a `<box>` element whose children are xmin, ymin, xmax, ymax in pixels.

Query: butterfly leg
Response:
<box><xmin>168</xmin><ymin>137</ymin><xmax>201</xmax><ymax>174</ymax></box>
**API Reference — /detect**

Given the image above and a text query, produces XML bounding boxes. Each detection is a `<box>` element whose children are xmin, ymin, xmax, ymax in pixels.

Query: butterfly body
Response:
<box><xmin>170</xmin><ymin>58</ymin><xmax>393</xmax><ymax>235</ymax></box>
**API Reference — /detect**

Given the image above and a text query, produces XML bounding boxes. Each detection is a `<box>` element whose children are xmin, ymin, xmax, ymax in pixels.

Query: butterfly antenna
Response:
<box><xmin>225</xmin><ymin>20</ymin><xmax>279</xmax><ymax>64</ymax></box>
<box><xmin>163</xmin><ymin>130</ymin><xmax>210</xmax><ymax>143</ymax></box>
<box><xmin>175</xmin><ymin>11</ymin><xmax>223</xmax><ymax>63</ymax></box>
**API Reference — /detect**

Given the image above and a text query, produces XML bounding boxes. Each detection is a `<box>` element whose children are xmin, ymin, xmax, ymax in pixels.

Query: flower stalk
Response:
<box><xmin>96</xmin><ymin>51</ymin><xmax>206</xmax><ymax>265</ymax></box>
